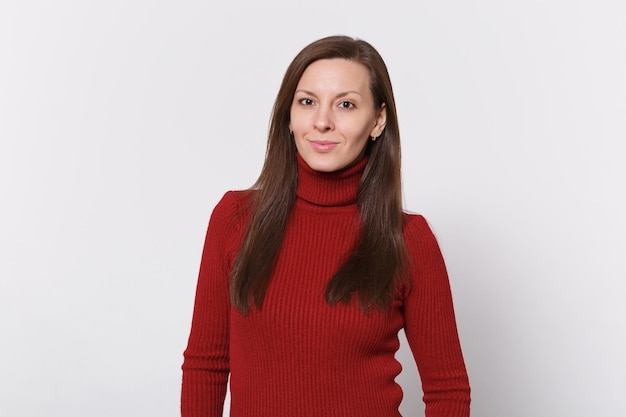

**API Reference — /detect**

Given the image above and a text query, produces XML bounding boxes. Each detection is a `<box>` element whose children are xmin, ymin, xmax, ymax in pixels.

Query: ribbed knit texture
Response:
<box><xmin>181</xmin><ymin>155</ymin><xmax>471</xmax><ymax>417</ymax></box>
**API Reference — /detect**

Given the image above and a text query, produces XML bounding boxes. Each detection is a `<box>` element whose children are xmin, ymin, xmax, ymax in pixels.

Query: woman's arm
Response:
<box><xmin>402</xmin><ymin>215</ymin><xmax>471</xmax><ymax>417</ymax></box>
<box><xmin>181</xmin><ymin>192</ymin><xmax>242</xmax><ymax>417</ymax></box>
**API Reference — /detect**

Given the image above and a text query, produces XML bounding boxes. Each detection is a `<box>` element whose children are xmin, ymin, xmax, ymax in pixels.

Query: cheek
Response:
<box><xmin>292</xmin><ymin>134</ymin><xmax>308</xmax><ymax>153</ymax></box>
<box><xmin>346</xmin><ymin>124</ymin><xmax>373</xmax><ymax>147</ymax></box>
<box><xmin>353</xmin><ymin>137</ymin><xmax>370</xmax><ymax>156</ymax></box>
<box><xmin>289</xmin><ymin>106</ymin><xmax>308</xmax><ymax>129</ymax></box>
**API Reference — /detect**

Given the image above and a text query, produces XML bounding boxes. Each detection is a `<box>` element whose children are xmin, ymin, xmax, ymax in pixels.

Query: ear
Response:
<box><xmin>370</xmin><ymin>103</ymin><xmax>387</xmax><ymax>138</ymax></box>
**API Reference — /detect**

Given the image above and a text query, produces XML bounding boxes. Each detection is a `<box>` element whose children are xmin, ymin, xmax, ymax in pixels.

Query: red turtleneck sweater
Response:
<box><xmin>181</xmin><ymin>155</ymin><xmax>471</xmax><ymax>417</ymax></box>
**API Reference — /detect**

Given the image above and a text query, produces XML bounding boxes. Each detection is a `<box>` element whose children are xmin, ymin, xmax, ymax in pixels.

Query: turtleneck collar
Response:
<box><xmin>295</xmin><ymin>152</ymin><xmax>368</xmax><ymax>207</ymax></box>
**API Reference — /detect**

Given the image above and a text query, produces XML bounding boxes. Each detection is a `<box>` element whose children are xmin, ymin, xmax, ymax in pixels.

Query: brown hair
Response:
<box><xmin>231</xmin><ymin>35</ymin><xmax>407</xmax><ymax>313</ymax></box>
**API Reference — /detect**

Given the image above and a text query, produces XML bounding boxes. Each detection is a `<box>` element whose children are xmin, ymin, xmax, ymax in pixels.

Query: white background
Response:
<box><xmin>1</xmin><ymin>1</ymin><xmax>625</xmax><ymax>416</ymax></box>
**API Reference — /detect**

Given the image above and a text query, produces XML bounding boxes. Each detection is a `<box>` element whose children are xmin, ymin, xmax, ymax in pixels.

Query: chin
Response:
<box><xmin>305</xmin><ymin>160</ymin><xmax>338</xmax><ymax>173</ymax></box>
<box><xmin>301</xmin><ymin>153</ymin><xmax>359</xmax><ymax>173</ymax></box>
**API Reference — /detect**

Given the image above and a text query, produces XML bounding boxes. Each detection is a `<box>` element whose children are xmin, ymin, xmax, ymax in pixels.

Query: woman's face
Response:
<box><xmin>289</xmin><ymin>58</ymin><xmax>386</xmax><ymax>173</ymax></box>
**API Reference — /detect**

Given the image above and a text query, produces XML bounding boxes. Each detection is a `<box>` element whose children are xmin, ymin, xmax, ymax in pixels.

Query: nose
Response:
<box><xmin>314</xmin><ymin>107</ymin><xmax>333</xmax><ymax>131</ymax></box>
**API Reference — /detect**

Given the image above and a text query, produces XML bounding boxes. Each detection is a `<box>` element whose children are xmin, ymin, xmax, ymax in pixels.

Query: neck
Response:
<box><xmin>295</xmin><ymin>153</ymin><xmax>368</xmax><ymax>207</ymax></box>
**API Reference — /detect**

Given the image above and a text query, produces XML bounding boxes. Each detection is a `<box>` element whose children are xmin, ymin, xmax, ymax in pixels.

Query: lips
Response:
<box><xmin>309</xmin><ymin>140</ymin><xmax>339</xmax><ymax>152</ymax></box>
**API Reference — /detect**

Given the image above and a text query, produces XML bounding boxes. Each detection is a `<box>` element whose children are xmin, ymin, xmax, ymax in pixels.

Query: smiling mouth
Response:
<box><xmin>309</xmin><ymin>140</ymin><xmax>339</xmax><ymax>152</ymax></box>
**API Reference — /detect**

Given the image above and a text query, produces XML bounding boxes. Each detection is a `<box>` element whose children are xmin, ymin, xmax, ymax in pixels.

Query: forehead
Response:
<box><xmin>296</xmin><ymin>58</ymin><xmax>371</xmax><ymax>93</ymax></box>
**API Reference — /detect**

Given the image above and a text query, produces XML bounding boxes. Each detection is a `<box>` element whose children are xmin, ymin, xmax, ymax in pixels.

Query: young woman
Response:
<box><xmin>181</xmin><ymin>35</ymin><xmax>471</xmax><ymax>417</ymax></box>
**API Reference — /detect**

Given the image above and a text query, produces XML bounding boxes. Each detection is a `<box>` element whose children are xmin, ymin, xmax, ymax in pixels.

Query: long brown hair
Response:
<box><xmin>231</xmin><ymin>35</ymin><xmax>407</xmax><ymax>313</ymax></box>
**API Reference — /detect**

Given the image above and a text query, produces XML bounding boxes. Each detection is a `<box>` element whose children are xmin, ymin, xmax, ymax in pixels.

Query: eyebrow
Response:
<box><xmin>294</xmin><ymin>89</ymin><xmax>363</xmax><ymax>98</ymax></box>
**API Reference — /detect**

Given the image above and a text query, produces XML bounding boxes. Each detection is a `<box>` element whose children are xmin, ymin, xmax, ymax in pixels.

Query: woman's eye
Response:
<box><xmin>299</xmin><ymin>98</ymin><xmax>314</xmax><ymax>106</ymax></box>
<box><xmin>339</xmin><ymin>101</ymin><xmax>355</xmax><ymax>109</ymax></box>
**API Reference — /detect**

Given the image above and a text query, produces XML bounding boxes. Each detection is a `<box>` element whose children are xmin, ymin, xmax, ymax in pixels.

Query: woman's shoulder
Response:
<box><xmin>215</xmin><ymin>189</ymin><xmax>254</xmax><ymax>208</ymax></box>
<box><xmin>402</xmin><ymin>212</ymin><xmax>443</xmax><ymax>253</ymax></box>
<box><xmin>218</xmin><ymin>189</ymin><xmax>254</xmax><ymax>205</ymax></box>
<box><xmin>403</xmin><ymin>212</ymin><xmax>433</xmax><ymax>236</ymax></box>
<box><xmin>210</xmin><ymin>189</ymin><xmax>255</xmax><ymax>222</ymax></box>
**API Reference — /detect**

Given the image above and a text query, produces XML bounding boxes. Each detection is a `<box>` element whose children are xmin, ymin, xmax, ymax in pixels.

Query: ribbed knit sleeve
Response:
<box><xmin>402</xmin><ymin>215</ymin><xmax>471</xmax><ymax>417</ymax></box>
<box><xmin>181</xmin><ymin>191</ymin><xmax>245</xmax><ymax>417</ymax></box>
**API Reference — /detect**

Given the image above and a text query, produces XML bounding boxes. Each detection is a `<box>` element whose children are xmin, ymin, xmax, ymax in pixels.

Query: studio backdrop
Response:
<box><xmin>1</xmin><ymin>1</ymin><xmax>624</xmax><ymax>416</ymax></box>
